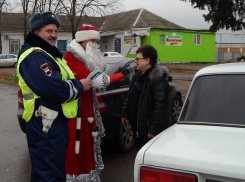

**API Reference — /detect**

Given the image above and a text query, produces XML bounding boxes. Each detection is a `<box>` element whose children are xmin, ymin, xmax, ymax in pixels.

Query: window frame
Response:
<box><xmin>194</xmin><ymin>34</ymin><xmax>201</xmax><ymax>45</ymax></box>
<box><xmin>9</xmin><ymin>39</ymin><xmax>20</xmax><ymax>54</ymax></box>
<box><xmin>160</xmin><ymin>35</ymin><xmax>165</xmax><ymax>45</ymax></box>
<box><xmin>57</xmin><ymin>40</ymin><xmax>67</xmax><ymax>52</ymax></box>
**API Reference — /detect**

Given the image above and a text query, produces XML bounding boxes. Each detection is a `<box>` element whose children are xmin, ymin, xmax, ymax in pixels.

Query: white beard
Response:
<box><xmin>85</xmin><ymin>42</ymin><xmax>105</xmax><ymax>71</ymax></box>
<box><xmin>67</xmin><ymin>40</ymin><xmax>105</xmax><ymax>71</ymax></box>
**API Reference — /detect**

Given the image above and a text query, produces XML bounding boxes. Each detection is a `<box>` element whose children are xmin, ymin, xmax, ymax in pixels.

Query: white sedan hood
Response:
<box><xmin>138</xmin><ymin>124</ymin><xmax>245</xmax><ymax>179</ymax></box>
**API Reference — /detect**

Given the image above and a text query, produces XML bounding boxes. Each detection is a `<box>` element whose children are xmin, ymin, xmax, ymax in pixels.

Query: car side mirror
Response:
<box><xmin>104</xmin><ymin>53</ymin><xmax>108</xmax><ymax>57</ymax></box>
<box><xmin>168</xmin><ymin>76</ymin><xmax>172</xmax><ymax>82</ymax></box>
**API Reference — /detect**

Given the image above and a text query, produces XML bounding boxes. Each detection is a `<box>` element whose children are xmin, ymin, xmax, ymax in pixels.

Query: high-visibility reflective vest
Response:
<box><xmin>17</xmin><ymin>47</ymin><xmax>78</xmax><ymax>122</ymax></box>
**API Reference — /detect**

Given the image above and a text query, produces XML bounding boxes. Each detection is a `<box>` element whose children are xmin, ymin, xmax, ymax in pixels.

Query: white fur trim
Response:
<box><xmin>68</xmin><ymin>39</ymin><xmax>86</xmax><ymax>58</ymax></box>
<box><xmin>91</xmin><ymin>75</ymin><xmax>110</xmax><ymax>89</ymax></box>
<box><xmin>87</xmin><ymin>117</ymin><xmax>94</xmax><ymax>123</ymax></box>
<box><xmin>91</xmin><ymin>74</ymin><xmax>103</xmax><ymax>89</ymax></box>
<box><xmin>75</xmin><ymin>30</ymin><xmax>100</xmax><ymax>42</ymax></box>
<box><xmin>107</xmin><ymin>76</ymin><xmax>110</xmax><ymax>86</ymax></box>
<box><xmin>77</xmin><ymin>174</ymin><xmax>89</xmax><ymax>180</ymax></box>
<box><xmin>92</xmin><ymin>131</ymin><xmax>98</xmax><ymax>137</ymax></box>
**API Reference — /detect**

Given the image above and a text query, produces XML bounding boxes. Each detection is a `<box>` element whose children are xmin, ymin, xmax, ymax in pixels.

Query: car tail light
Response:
<box><xmin>96</xmin><ymin>94</ymin><xmax>107</xmax><ymax>112</ymax></box>
<box><xmin>140</xmin><ymin>166</ymin><xmax>197</xmax><ymax>182</ymax></box>
<box><xmin>18</xmin><ymin>89</ymin><xmax>24</xmax><ymax>107</ymax></box>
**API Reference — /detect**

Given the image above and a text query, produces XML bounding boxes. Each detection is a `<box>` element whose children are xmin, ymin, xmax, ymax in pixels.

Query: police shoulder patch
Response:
<box><xmin>40</xmin><ymin>63</ymin><xmax>52</xmax><ymax>76</ymax></box>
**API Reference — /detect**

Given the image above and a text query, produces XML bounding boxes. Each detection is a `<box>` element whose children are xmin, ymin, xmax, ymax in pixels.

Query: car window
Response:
<box><xmin>180</xmin><ymin>74</ymin><xmax>245</xmax><ymax>125</ymax></box>
<box><xmin>7</xmin><ymin>55</ymin><xmax>16</xmax><ymax>58</ymax></box>
<box><xmin>122</xmin><ymin>61</ymin><xmax>136</xmax><ymax>86</ymax></box>
<box><xmin>0</xmin><ymin>55</ymin><xmax>7</xmax><ymax>59</ymax></box>
<box><xmin>105</xmin><ymin>63</ymin><xmax>115</xmax><ymax>71</ymax></box>
<box><xmin>111</xmin><ymin>53</ymin><xmax>120</xmax><ymax>56</ymax></box>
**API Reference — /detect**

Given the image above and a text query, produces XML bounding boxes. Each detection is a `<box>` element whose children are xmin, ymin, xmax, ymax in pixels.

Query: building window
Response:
<box><xmin>133</xmin><ymin>37</ymin><xmax>137</xmax><ymax>46</ymax></box>
<box><xmin>194</xmin><ymin>34</ymin><xmax>201</xmax><ymax>45</ymax></box>
<box><xmin>102</xmin><ymin>37</ymin><xmax>107</xmax><ymax>43</ymax></box>
<box><xmin>115</xmin><ymin>38</ymin><xmax>121</xmax><ymax>53</ymax></box>
<box><xmin>160</xmin><ymin>35</ymin><xmax>165</xmax><ymax>45</ymax></box>
<box><xmin>10</xmin><ymin>39</ymin><xmax>20</xmax><ymax>54</ymax></box>
<box><xmin>57</xmin><ymin>40</ymin><xmax>67</xmax><ymax>52</ymax></box>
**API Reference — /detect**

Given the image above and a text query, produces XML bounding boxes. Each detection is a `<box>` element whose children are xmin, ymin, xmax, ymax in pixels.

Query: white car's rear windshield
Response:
<box><xmin>180</xmin><ymin>74</ymin><xmax>245</xmax><ymax>125</ymax></box>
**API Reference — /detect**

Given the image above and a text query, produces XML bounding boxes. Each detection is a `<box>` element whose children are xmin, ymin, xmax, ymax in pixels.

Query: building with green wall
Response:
<box><xmin>0</xmin><ymin>8</ymin><xmax>216</xmax><ymax>62</ymax></box>
<box><xmin>145</xmin><ymin>30</ymin><xmax>216</xmax><ymax>63</ymax></box>
<box><xmin>100</xmin><ymin>8</ymin><xmax>216</xmax><ymax>63</ymax></box>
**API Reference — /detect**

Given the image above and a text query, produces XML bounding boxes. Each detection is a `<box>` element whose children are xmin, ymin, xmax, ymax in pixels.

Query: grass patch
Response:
<box><xmin>0</xmin><ymin>75</ymin><xmax>19</xmax><ymax>86</ymax></box>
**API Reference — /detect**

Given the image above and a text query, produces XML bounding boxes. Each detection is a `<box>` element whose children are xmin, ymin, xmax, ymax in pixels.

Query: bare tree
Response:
<box><xmin>0</xmin><ymin>0</ymin><xmax>11</xmax><ymax>54</ymax></box>
<box><xmin>58</xmin><ymin>0</ymin><xmax>123</xmax><ymax>39</ymax></box>
<box><xmin>34</xmin><ymin>0</ymin><xmax>62</xmax><ymax>13</ymax></box>
<box><xmin>20</xmin><ymin>0</ymin><xmax>34</xmax><ymax>41</ymax></box>
<box><xmin>16</xmin><ymin>0</ymin><xmax>122</xmax><ymax>43</ymax></box>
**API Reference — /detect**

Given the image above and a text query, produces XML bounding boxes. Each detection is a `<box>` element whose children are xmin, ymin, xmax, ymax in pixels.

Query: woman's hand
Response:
<box><xmin>148</xmin><ymin>133</ymin><xmax>155</xmax><ymax>139</ymax></box>
<box><xmin>121</xmin><ymin>117</ymin><xmax>128</xmax><ymax>125</ymax></box>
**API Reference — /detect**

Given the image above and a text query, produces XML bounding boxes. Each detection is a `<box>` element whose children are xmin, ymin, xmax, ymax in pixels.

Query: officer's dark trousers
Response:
<box><xmin>26</xmin><ymin>115</ymin><xmax>69</xmax><ymax>182</ymax></box>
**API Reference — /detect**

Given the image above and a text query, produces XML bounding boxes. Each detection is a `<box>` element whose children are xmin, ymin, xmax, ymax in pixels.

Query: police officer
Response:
<box><xmin>16</xmin><ymin>11</ymin><xmax>92</xmax><ymax>182</ymax></box>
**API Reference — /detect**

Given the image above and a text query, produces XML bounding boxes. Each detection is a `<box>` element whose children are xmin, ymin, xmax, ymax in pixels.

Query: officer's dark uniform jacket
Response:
<box><xmin>18</xmin><ymin>33</ymin><xmax>83</xmax><ymax>118</ymax></box>
<box><xmin>17</xmin><ymin>33</ymin><xmax>83</xmax><ymax>182</ymax></box>
<box><xmin>122</xmin><ymin>66</ymin><xmax>173</xmax><ymax>137</ymax></box>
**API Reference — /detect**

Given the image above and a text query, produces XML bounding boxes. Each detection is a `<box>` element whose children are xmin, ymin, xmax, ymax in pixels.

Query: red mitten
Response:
<box><xmin>109</xmin><ymin>73</ymin><xmax>124</xmax><ymax>84</ymax></box>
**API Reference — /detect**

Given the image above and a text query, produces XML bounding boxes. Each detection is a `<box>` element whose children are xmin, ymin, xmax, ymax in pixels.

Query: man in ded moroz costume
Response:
<box><xmin>65</xmin><ymin>24</ymin><xmax>124</xmax><ymax>181</ymax></box>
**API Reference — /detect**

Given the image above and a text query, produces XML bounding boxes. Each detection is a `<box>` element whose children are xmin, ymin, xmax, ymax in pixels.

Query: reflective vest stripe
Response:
<box><xmin>65</xmin><ymin>80</ymin><xmax>78</xmax><ymax>102</ymax></box>
<box><xmin>17</xmin><ymin>47</ymin><xmax>78</xmax><ymax>121</ymax></box>
<box><xmin>23</xmin><ymin>93</ymin><xmax>34</xmax><ymax>100</ymax></box>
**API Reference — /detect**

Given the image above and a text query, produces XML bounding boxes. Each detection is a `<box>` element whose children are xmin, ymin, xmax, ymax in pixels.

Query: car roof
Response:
<box><xmin>194</xmin><ymin>63</ymin><xmax>245</xmax><ymax>79</ymax></box>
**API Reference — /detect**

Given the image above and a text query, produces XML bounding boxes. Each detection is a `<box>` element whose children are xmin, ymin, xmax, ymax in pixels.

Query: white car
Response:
<box><xmin>0</xmin><ymin>54</ymin><xmax>17</xmax><ymax>67</ymax></box>
<box><xmin>134</xmin><ymin>63</ymin><xmax>245</xmax><ymax>182</ymax></box>
<box><xmin>103</xmin><ymin>52</ymin><xmax>124</xmax><ymax>57</ymax></box>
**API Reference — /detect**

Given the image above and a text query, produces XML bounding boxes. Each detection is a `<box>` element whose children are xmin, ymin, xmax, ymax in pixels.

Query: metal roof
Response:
<box><xmin>0</xmin><ymin>13</ymin><xmax>105</xmax><ymax>32</ymax></box>
<box><xmin>100</xmin><ymin>8</ymin><xmax>186</xmax><ymax>32</ymax></box>
<box><xmin>0</xmin><ymin>9</ymin><xmax>186</xmax><ymax>33</ymax></box>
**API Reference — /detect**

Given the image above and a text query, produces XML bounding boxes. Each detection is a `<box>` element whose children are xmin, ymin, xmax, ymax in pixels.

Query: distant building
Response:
<box><xmin>0</xmin><ymin>13</ymin><xmax>104</xmax><ymax>55</ymax></box>
<box><xmin>100</xmin><ymin>8</ymin><xmax>215</xmax><ymax>63</ymax></box>
<box><xmin>1</xmin><ymin>9</ymin><xmax>216</xmax><ymax>62</ymax></box>
<box><xmin>216</xmin><ymin>43</ymin><xmax>245</xmax><ymax>62</ymax></box>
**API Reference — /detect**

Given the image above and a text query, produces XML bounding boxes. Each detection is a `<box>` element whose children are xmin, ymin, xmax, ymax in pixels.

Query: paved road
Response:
<box><xmin>0</xmin><ymin>83</ymin><xmax>31</xmax><ymax>181</ymax></box>
<box><xmin>0</xmin><ymin>83</ymin><xmax>137</xmax><ymax>182</ymax></box>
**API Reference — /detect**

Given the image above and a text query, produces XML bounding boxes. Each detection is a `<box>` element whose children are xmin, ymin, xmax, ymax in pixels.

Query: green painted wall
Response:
<box><xmin>127</xmin><ymin>30</ymin><xmax>215</xmax><ymax>63</ymax></box>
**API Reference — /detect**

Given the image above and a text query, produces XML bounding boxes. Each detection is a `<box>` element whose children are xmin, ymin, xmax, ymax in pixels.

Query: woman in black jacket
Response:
<box><xmin>122</xmin><ymin>45</ymin><xmax>173</xmax><ymax>151</ymax></box>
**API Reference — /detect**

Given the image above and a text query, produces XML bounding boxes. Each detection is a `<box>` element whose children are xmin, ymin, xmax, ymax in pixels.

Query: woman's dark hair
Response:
<box><xmin>136</xmin><ymin>45</ymin><xmax>158</xmax><ymax>66</ymax></box>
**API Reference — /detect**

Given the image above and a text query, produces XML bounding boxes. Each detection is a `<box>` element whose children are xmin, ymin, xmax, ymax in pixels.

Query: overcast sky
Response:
<box><xmin>121</xmin><ymin>0</ymin><xmax>245</xmax><ymax>43</ymax></box>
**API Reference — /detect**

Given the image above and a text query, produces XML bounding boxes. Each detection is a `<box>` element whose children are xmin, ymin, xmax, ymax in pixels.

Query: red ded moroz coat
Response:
<box><xmin>65</xmin><ymin>51</ymin><xmax>98</xmax><ymax>176</ymax></box>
